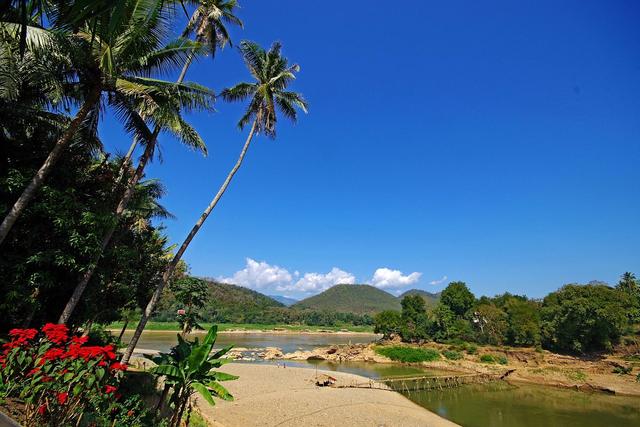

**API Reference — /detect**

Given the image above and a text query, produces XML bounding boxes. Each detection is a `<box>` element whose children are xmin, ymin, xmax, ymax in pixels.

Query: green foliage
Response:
<box><xmin>616</xmin><ymin>272</ymin><xmax>640</xmax><ymax>323</ymax></box>
<box><xmin>479</xmin><ymin>354</ymin><xmax>496</xmax><ymax>363</ymax></box>
<box><xmin>497</xmin><ymin>355</ymin><xmax>508</xmax><ymax>365</ymax></box>
<box><xmin>171</xmin><ymin>277</ymin><xmax>209</xmax><ymax>334</ymax></box>
<box><xmin>472</xmin><ymin>304</ymin><xmax>508</xmax><ymax>345</ymax></box>
<box><xmin>466</xmin><ymin>344</ymin><xmax>478</xmax><ymax>355</ymax></box>
<box><xmin>442</xmin><ymin>350</ymin><xmax>463</xmax><ymax>360</ymax></box>
<box><xmin>149</xmin><ymin>326</ymin><xmax>237</xmax><ymax>427</ymax></box>
<box><xmin>398</xmin><ymin>290</ymin><xmax>440</xmax><ymax>308</ymax></box>
<box><xmin>400</xmin><ymin>295</ymin><xmax>431</xmax><ymax>342</ymax></box>
<box><xmin>612</xmin><ymin>365</ymin><xmax>632</xmax><ymax>375</ymax></box>
<box><xmin>440</xmin><ymin>281</ymin><xmax>476</xmax><ymax>317</ymax></box>
<box><xmin>541</xmin><ymin>284</ymin><xmax>631</xmax><ymax>353</ymax></box>
<box><xmin>292</xmin><ymin>284</ymin><xmax>401</xmax><ymax>315</ymax></box>
<box><xmin>375</xmin><ymin>346</ymin><xmax>441</xmax><ymax>363</ymax></box>
<box><xmin>374</xmin><ymin>310</ymin><xmax>402</xmax><ymax>339</ymax></box>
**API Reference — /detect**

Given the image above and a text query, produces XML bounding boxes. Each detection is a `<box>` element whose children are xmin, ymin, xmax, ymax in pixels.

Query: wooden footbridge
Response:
<box><xmin>337</xmin><ymin>370</ymin><xmax>512</xmax><ymax>393</ymax></box>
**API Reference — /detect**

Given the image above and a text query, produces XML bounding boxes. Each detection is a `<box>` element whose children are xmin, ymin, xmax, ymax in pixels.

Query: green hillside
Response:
<box><xmin>399</xmin><ymin>289</ymin><xmax>441</xmax><ymax>308</ymax></box>
<box><xmin>292</xmin><ymin>284</ymin><xmax>401</xmax><ymax>315</ymax></box>
<box><xmin>204</xmin><ymin>280</ymin><xmax>285</xmax><ymax>309</ymax></box>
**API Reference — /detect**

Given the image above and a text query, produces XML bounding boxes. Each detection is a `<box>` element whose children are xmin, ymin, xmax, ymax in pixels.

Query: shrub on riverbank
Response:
<box><xmin>442</xmin><ymin>350</ymin><xmax>463</xmax><ymax>360</ymax></box>
<box><xmin>375</xmin><ymin>346</ymin><xmax>441</xmax><ymax>362</ymax></box>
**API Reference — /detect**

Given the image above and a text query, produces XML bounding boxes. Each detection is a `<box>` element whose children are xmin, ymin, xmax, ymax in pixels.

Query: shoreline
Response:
<box><xmin>110</xmin><ymin>328</ymin><xmax>379</xmax><ymax>336</ymax></box>
<box><xmin>194</xmin><ymin>363</ymin><xmax>458</xmax><ymax>427</ymax></box>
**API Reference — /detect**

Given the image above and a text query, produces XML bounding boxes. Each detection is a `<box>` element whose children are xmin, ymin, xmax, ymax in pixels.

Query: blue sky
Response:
<box><xmin>101</xmin><ymin>0</ymin><xmax>640</xmax><ymax>300</ymax></box>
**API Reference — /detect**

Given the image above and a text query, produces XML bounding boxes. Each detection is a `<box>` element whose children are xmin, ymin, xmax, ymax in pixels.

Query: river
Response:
<box><xmin>119</xmin><ymin>330</ymin><xmax>640</xmax><ymax>427</ymax></box>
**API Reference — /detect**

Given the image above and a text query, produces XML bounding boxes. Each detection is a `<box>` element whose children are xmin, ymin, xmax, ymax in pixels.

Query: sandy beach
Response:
<box><xmin>196</xmin><ymin>363</ymin><xmax>458</xmax><ymax>427</ymax></box>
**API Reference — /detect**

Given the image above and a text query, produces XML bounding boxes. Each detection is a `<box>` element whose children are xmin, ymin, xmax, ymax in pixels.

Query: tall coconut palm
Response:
<box><xmin>57</xmin><ymin>0</ymin><xmax>219</xmax><ymax>323</ymax></box>
<box><xmin>120</xmin><ymin>0</ymin><xmax>242</xmax><ymax>168</ymax></box>
<box><xmin>0</xmin><ymin>0</ymin><xmax>213</xmax><ymax>247</ymax></box>
<box><xmin>122</xmin><ymin>40</ymin><xmax>308</xmax><ymax>363</ymax></box>
<box><xmin>58</xmin><ymin>0</ymin><xmax>242</xmax><ymax>323</ymax></box>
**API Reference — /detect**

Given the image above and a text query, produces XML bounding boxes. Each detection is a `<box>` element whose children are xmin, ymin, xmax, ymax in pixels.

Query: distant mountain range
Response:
<box><xmin>193</xmin><ymin>278</ymin><xmax>440</xmax><ymax>318</ymax></box>
<box><xmin>268</xmin><ymin>295</ymin><xmax>299</xmax><ymax>306</ymax></box>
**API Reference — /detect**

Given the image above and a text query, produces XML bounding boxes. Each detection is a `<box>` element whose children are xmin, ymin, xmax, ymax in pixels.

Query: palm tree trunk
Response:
<box><xmin>58</xmin><ymin>131</ymin><xmax>158</xmax><ymax>323</ymax></box>
<box><xmin>0</xmin><ymin>85</ymin><xmax>101</xmax><ymax>247</ymax></box>
<box><xmin>117</xmin><ymin>318</ymin><xmax>130</xmax><ymax>342</ymax></box>
<box><xmin>57</xmin><ymin>39</ymin><xmax>198</xmax><ymax>324</ymax></box>
<box><xmin>121</xmin><ymin>120</ymin><xmax>257</xmax><ymax>364</ymax></box>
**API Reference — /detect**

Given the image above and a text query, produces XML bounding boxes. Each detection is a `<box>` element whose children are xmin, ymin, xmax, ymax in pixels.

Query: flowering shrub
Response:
<box><xmin>0</xmin><ymin>324</ymin><xmax>130</xmax><ymax>426</ymax></box>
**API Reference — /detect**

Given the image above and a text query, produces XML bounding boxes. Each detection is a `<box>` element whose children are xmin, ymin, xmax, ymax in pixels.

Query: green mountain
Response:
<box><xmin>204</xmin><ymin>280</ymin><xmax>285</xmax><ymax>310</ymax></box>
<box><xmin>399</xmin><ymin>289</ymin><xmax>441</xmax><ymax>308</ymax></box>
<box><xmin>292</xmin><ymin>284</ymin><xmax>401</xmax><ymax>315</ymax></box>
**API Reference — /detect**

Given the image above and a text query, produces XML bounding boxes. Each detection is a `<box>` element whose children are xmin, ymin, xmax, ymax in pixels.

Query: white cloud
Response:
<box><xmin>278</xmin><ymin>267</ymin><xmax>356</xmax><ymax>293</ymax></box>
<box><xmin>429</xmin><ymin>275</ymin><xmax>448</xmax><ymax>285</ymax></box>
<box><xmin>218</xmin><ymin>258</ymin><xmax>292</xmax><ymax>289</ymax></box>
<box><xmin>218</xmin><ymin>258</ymin><xmax>425</xmax><ymax>296</ymax></box>
<box><xmin>370</xmin><ymin>268</ymin><xmax>422</xmax><ymax>289</ymax></box>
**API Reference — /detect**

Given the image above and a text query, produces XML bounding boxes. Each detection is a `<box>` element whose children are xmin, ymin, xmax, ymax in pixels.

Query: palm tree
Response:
<box><xmin>58</xmin><ymin>0</ymin><xmax>242</xmax><ymax>323</ymax></box>
<box><xmin>122</xmin><ymin>40</ymin><xmax>307</xmax><ymax>363</ymax></box>
<box><xmin>0</xmin><ymin>0</ymin><xmax>213</xmax><ymax>247</ymax></box>
<box><xmin>57</xmin><ymin>0</ymin><xmax>219</xmax><ymax>323</ymax></box>
<box><xmin>120</xmin><ymin>0</ymin><xmax>242</xmax><ymax>170</ymax></box>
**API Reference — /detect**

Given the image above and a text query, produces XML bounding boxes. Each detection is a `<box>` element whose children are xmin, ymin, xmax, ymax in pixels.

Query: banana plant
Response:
<box><xmin>149</xmin><ymin>325</ymin><xmax>237</xmax><ymax>427</ymax></box>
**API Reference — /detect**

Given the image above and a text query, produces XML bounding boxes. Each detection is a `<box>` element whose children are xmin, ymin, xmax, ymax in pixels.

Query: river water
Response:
<box><xmin>120</xmin><ymin>331</ymin><xmax>640</xmax><ymax>427</ymax></box>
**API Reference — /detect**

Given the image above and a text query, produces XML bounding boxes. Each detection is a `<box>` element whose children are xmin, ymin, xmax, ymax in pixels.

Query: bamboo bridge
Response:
<box><xmin>337</xmin><ymin>370</ymin><xmax>513</xmax><ymax>392</ymax></box>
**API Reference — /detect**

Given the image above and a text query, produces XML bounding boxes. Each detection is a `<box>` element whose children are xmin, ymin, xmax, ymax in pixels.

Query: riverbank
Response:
<box><xmin>195</xmin><ymin>363</ymin><xmax>458</xmax><ymax>427</ymax></box>
<box><xmin>274</xmin><ymin>342</ymin><xmax>640</xmax><ymax>397</ymax></box>
<box><xmin>107</xmin><ymin>321</ymin><xmax>375</xmax><ymax>334</ymax></box>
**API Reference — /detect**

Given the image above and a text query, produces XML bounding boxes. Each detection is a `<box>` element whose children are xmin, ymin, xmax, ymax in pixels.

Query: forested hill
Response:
<box><xmin>292</xmin><ymin>284</ymin><xmax>402</xmax><ymax>315</ymax></box>
<box><xmin>399</xmin><ymin>289</ymin><xmax>441</xmax><ymax>308</ymax></box>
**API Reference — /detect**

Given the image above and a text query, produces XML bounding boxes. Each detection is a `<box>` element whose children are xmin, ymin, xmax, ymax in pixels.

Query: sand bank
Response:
<box><xmin>197</xmin><ymin>363</ymin><xmax>458</xmax><ymax>427</ymax></box>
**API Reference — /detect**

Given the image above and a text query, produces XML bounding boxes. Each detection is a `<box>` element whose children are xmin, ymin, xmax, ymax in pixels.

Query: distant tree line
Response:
<box><xmin>375</xmin><ymin>272</ymin><xmax>639</xmax><ymax>354</ymax></box>
<box><xmin>152</xmin><ymin>277</ymin><xmax>374</xmax><ymax>327</ymax></box>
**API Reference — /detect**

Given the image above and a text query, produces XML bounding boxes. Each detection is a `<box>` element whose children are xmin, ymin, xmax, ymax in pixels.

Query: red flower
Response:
<box><xmin>42</xmin><ymin>323</ymin><xmax>68</xmax><ymax>345</ymax></box>
<box><xmin>177</xmin><ymin>309</ymin><xmax>186</xmax><ymax>315</ymax></box>
<box><xmin>104</xmin><ymin>385</ymin><xmax>117</xmax><ymax>394</ymax></box>
<box><xmin>127</xmin><ymin>410</ymin><xmax>135</xmax><ymax>417</ymax></box>
<box><xmin>37</xmin><ymin>404</ymin><xmax>47</xmax><ymax>415</ymax></box>
<box><xmin>110</xmin><ymin>362</ymin><xmax>128</xmax><ymax>371</ymax></box>
<box><xmin>41</xmin><ymin>375</ymin><xmax>53</xmax><ymax>383</ymax></box>
<box><xmin>42</xmin><ymin>347</ymin><xmax>65</xmax><ymax>361</ymax></box>
<box><xmin>57</xmin><ymin>392</ymin><xmax>69</xmax><ymax>405</ymax></box>
<box><xmin>9</xmin><ymin>328</ymin><xmax>38</xmax><ymax>341</ymax></box>
<box><xmin>71</xmin><ymin>336</ymin><xmax>89</xmax><ymax>345</ymax></box>
<box><xmin>26</xmin><ymin>368</ymin><xmax>40</xmax><ymax>377</ymax></box>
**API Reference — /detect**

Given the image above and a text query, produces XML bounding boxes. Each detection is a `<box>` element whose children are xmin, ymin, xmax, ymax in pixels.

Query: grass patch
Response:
<box><xmin>107</xmin><ymin>321</ymin><xmax>374</xmax><ymax>333</ymax></box>
<box><xmin>375</xmin><ymin>346</ymin><xmax>441</xmax><ymax>363</ymax></box>
<box><xmin>442</xmin><ymin>350</ymin><xmax>463</xmax><ymax>360</ymax></box>
<box><xmin>185</xmin><ymin>410</ymin><xmax>209</xmax><ymax>427</ymax></box>
<box><xmin>497</xmin><ymin>355</ymin><xmax>508</xmax><ymax>365</ymax></box>
<box><xmin>479</xmin><ymin>354</ymin><xmax>496</xmax><ymax>364</ymax></box>
<box><xmin>565</xmin><ymin>370</ymin><xmax>587</xmax><ymax>382</ymax></box>
<box><xmin>466</xmin><ymin>344</ymin><xmax>478</xmax><ymax>355</ymax></box>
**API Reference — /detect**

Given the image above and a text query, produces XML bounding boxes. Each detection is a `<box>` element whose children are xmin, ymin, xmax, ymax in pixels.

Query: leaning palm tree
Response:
<box><xmin>57</xmin><ymin>0</ymin><xmax>219</xmax><ymax>323</ymax></box>
<box><xmin>120</xmin><ymin>0</ymin><xmax>242</xmax><ymax>168</ymax></box>
<box><xmin>121</xmin><ymin>40</ymin><xmax>307</xmax><ymax>363</ymax></box>
<box><xmin>58</xmin><ymin>0</ymin><xmax>242</xmax><ymax>323</ymax></box>
<box><xmin>0</xmin><ymin>0</ymin><xmax>213</xmax><ymax>247</ymax></box>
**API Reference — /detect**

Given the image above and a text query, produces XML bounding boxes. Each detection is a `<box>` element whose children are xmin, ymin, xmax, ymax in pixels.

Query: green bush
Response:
<box><xmin>612</xmin><ymin>365</ymin><xmax>632</xmax><ymax>375</ymax></box>
<box><xmin>636</xmin><ymin>373</ymin><xmax>640</xmax><ymax>383</ymax></box>
<box><xmin>466</xmin><ymin>344</ymin><xmax>478</xmax><ymax>355</ymax></box>
<box><xmin>442</xmin><ymin>350</ymin><xmax>463</xmax><ymax>360</ymax></box>
<box><xmin>375</xmin><ymin>346</ymin><xmax>441</xmax><ymax>363</ymax></box>
<box><xmin>497</xmin><ymin>355</ymin><xmax>508</xmax><ymax>365</ymax></box>
<box><xmin>479</xmin><ymin>354</ymin><xmax>496</xmax><ymax>363</ymax></box>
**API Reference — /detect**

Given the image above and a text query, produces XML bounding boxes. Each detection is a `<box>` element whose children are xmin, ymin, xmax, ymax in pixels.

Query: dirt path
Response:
<box><xmin>196</xmin><ymin>364</ymin><xmax>458</xmax><ymax>427</ymax></box>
